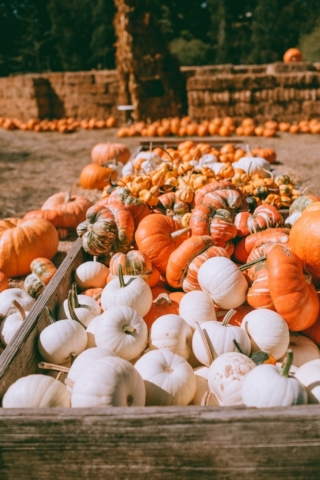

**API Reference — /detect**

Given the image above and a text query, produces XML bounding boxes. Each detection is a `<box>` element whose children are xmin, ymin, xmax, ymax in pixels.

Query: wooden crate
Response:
<box><xmin>1</xmin><ymin>239</ymin><xmax>320</xmax><ymax>479</ymax></box>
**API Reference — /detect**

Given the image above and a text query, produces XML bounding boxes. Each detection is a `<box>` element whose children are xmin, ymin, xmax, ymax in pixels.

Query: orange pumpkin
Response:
<box><xmin>79</xmin><ymin>163</ymin><xmax>114</xmax><ymax>190</ymax></box>
<box><xmin>143</xmin><ymin>293</ymin><xmax>180</xmax><ymax>329</ymax></box>
<box><xmin>135</xmin><ymin>214</ymin><xmax>190</xmax><ymax>274</ymax></box>
<box><xmin>283</xmin><ymin>48</ymin><xmax>303</xmax><ymax>63</ymax></box>
<box><xmin>0</xmin><ymin>218</ymin><xmax>59</xmax><ymax>277</ymax></box>
<box><xmin>0</xmin><ymin>270</ymin><xmax>9</xmax><ymax>292</ymax></box>
<box><xmin>289</xmin><ymin>204</ymin><xmax>320</xmax><ymax>286</ymax></box>
<box><xmin>232</xmin><ymin>228</ymin><xmax>290</xmax><ymax>263</ymax></box>
<box><xmin>91</xmin><ymin>142</ymin><xmax>131</xmax><ymax>165</ymax></box>
<box><xmin>267</xmin><ymin>244</ymin><xmax>319</xmax><ymax>331</ymax></box>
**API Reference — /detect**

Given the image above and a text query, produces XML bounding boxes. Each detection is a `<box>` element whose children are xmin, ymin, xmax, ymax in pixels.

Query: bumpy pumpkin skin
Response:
<box><xmin>0</xmin><ymin>218</ymin><xmax>59</xmax><ymax>278</ymax></box>
<box><xmin>289</xmin><ymin>210</ymin><xmax>320</xmax><ymax>286</ymax></box>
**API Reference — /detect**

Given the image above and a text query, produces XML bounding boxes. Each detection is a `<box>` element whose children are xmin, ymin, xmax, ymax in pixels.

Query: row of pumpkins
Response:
<box><xmin>117</xmin><ymin>117</ymin><xmax>320</xmax><ymax>138</ymax></box>
<box><xmin>0</xmin><ymin>116</ymin><xmax>117</xmax><ymax>133</ymax></box>
<box><xmin>1</xmin><ymin>140</ymin><xmax>320</xmax><ymax>409</ymax></box>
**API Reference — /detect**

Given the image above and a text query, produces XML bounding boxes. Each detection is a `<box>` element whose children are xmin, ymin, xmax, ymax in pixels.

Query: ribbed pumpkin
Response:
<box><xmin>234</xmin><ymin>204</ymin><xmax>283</xmax><ymax>238</ymax></box>
<box><xmin>232</xmin><ymin>228</ymin><xmax>290</xmax><ymax>264</ymax></box>
<box><xmin>289</xmin><ymin>204</ymin><xmax>320</xmax><ymax>286</ymax></box>
<box><xmin>166</xmin><ymin>235</ymin><xmax>230</xmax><ymax>291</ymax></box>
<box><xmin>0</xmin><ymin>218</ymin><xmax>59</xmax><ymax>277</ymax></box>
<box><xmin>135</xmin><ymin>214</ymin><xmax>190</xmax><ymax>274</ymax></box>
<box><xmin>108</xmin><ymin>250</ymin><xmax>159</xmax><ymax>287</ymax></box>
<box><xmin>267</xmin><ymin>244</ymin><xmax>319</xmax><ymax>331</ymax></box>
<box><xmin>79</xmin><ymin>163</ymin><xmax>114</xmax><ymax>190</ymax></box>
<box><xmin>91</xmin><ymin>143</ymin><xmax>131</xmax><ymax>165</ymax></box>
<box><xmin>189</xmin><ymin>206</ymin><xmax>237</xmax><ymax>247</ymax></box>
<box><xmin>144</xmin><ymin>293</ymin><xmax>180</xmax><ymax>329</ymax></box>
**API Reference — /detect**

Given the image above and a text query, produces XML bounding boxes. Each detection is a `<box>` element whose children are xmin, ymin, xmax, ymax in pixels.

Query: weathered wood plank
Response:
<box><xmin>1</xmin><ymin>406</ymin><xmax>320</xmax><ymax>479</ymax></box>
<box><xmin>0</xmin><ymin>238</ymin><xmax>86</xmax><ymax>398</ymax></box>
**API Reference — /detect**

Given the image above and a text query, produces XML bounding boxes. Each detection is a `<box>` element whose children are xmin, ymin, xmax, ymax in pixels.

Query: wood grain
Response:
<box><xmin>0</xmin><ymin>238</ymin><xmax>86</xmax><ymax>398</ymax></box>
<box><xmin>1</xmin><ymin>406</ymin><xmax>320</xmax><ymax>479</ymax></box>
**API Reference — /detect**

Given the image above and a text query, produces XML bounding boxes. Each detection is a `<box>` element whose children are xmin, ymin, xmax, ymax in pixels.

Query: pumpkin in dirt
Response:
<box><xmin>91</xmin><ymin>143</ymin><xmax>131</xmax><ymax>165</ymax></box>
<box><xmin>0</xmin><ymin>218</ymin><xmax>59</xmax><ymax>278</ymax></box>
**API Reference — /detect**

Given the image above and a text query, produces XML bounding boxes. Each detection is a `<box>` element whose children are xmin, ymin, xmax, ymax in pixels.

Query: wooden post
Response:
<box><xmin>114</xmin><ymin>0</ymin><xmax>186</xmax><ymax>121</ymax></box>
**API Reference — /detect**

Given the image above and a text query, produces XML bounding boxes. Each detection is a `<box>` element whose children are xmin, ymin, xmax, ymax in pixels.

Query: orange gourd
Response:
<box><xmin>143</xmin><ymin>293</ymin><xmax>179</xmax><ymax>329</ymax></box>
<box><xmin>267</xmin><ymin>244</ymin><xmax>319</xmax><ymax>331</ymax></box>
<box><xmin>91</xmin><ymin>142</ymin><xmax>130</xmax><ymax>165</ymax></box>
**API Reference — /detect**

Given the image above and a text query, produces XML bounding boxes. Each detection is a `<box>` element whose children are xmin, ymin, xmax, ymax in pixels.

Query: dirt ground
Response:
<box><xmin>1</xmin><ymin>128</ymin><xmax>320</xmax><ymax>218</ymax></box>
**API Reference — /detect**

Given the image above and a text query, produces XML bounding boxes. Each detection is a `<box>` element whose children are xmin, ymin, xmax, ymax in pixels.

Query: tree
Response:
<box><xmin>90</xmin><ymin>0</ymin><xmax>116</xmax><ymax>69</ymax></box>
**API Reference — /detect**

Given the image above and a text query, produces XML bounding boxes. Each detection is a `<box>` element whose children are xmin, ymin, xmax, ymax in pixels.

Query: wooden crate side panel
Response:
<box><xmin>0</xmin><ymin>239</ymin><xmax>85</xmax><ymax>399</ymax></box>
<box><xmin>0</xmin><ymin>406</ymin><xmax>320</xmax><ymax>479</ymax></box>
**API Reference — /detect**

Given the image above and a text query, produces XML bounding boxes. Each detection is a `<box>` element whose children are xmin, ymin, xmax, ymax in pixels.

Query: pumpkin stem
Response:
<box><xmin>201</xmin><ymin>391</ymin><xmax>218</xmax><ymax>407</ymax></box>
<box><xmin>65</xmin><ymin>191</ymin><xmax>72</xmax><ymax>203</ymax></box>
<box><xmin>282</xmin><ymin>349</ymin><xmax>294</xmax><ymax>377</ymax></box>
<box><xmin>12</xmin><ymin>300</ymin><xmax>26</xmax><ymax>320</ymax></box>
<box><xmin>239</xmin><ymin>256</ymin><xmax>267</xmax><ymax>271</ymax></box>
<box><xmin>93</xmin><ymin>256</ymin><xmax>98</xmax><ymax>262</ymax></box>
<box><xmin>153</xmin><ymin>293</ymin><xmax>172</xmax><ymax>305</ymax></box>
<box><xmin>222</xmin><ymin>309</ymin><xmax>237</xmax><ymax>327</ymax></box>
<box><xmin>67</xmin><ymin>290</ymin><xmax>87</xmax><ymax>330</ymax></box>
<box><xmin>38</xmin><ymin>362</ymin><xmax>70</xmax><ymax>373</ymax></box>
<box><xmin>70</xmin><ymin>352</ymin><xmax>77</xmax><ymax>365</ymax></box>
<box><xmin>118</xmin><ymin>264</ymin><xmax>126</xmax><ymax>287</ymax></box>
<box><xmin>71</xmin><ymin>283</ymin><xmax>80</xmax><ymax>308</ymax></box>
<box><xmin>45</xmin><ymin>306</ymin><xmax>56</xmax><ymax>324</ymax></box>
<box><xmin>3</xmin><ymin>219</ymin><xmax>16</xmax><ymax>228</ymax></box>
<box><xmin>233</xmin><ymin>339</ymin><xmax>244</xmax><ymax>355</ymax></box>
<box><xmin>122</xmin><ymin>325</ymin><xmax>136</xmax><ymax>334</ymax></box>
<box><xmin>170</xmin><ymin>227</ymin><xmax>191</xmax><ymax>239</ymax></box>
<box><xmin>195</xmin><ymin>321</ymin><xmax>214</xmax><ymax>367</ymax></box>
<box><xmin>93</xmin><ymin>291</ymin><xmax>102</xmax><ymax>301</ymax></box>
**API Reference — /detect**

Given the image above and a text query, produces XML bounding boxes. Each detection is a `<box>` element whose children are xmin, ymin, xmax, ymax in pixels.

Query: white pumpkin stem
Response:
<box><xmin>170</xmin><ymin>227</ymin><xmax>191</xmax><ymax>239</ymax></box>
<box><xmin>195</xmin><ymin>321</ymin><xmax>214</xmax><ymax>367</ymax></box>
<box><xmin>153</xmin><ymin>293</ymin><xmax>172</xmax><ymax>305</ymax></box>
<box><xmin>65</xmin><ymin>191</ymin><xmax>72</xmax><ymax>203</ymax></box>
<box><xmin>122</xmin><ymin>325</ymin><xmax>136</xmax><ymax>334</ymax></box>
<box><xmin>201</xmin><ymin>391</ymin><xmax>217</xmax><ymax>407</ymax></box>
<box><xmin>65</xmin><ymin>377</ymin><xmax>75</xmax><ymax>389</ymax></box>
<box><xmin>12</xmin><ymin>300</ymin><xmax>26</xmax><ymax>320</ymax></box>
<box><xmin>56</xmin><ymin>372</ymin><xmax>63</xmax><ymax>382</ymax></box>
<box><xmin>67</xmin><ymin>290</ymin><xmax>87</xmax><ymax>330</ymax></box>
<box><xmin>239</xmin><ymin>255</ymin><xmax>267</xmax><ymax>271</ymax></box>
<box><xmin>70</xmin><ymin>352</ymin><xmax>77</xmax><ymax>365</ymax></box>
<box><xmin>71</xmin><ymin>283</ymin><xmax>80</xmax><ymax>308</ymax></box>
<box><xmin>93</xmin><ymin>256</ymin><xmax>98</xmax><ymax>262</ymax></box>
<box><xmin>233</xmin><ymin>339</ymin><xmax>244</xmax><ymax>355</ymax></box>
<box><xmin>222</xmin><ymin>309</ymin><xmax>237</xmax><ymax>327</ymax></box>
<box><xmin>38</xmin><ymin>362</ymin><xmax>70</xmax><ymax>373</ymax></box>
<box><xmin>93</xmin><ymin>292</ymin><xmax>102</xmax><ymax>301</ymax></box>
<box><xmin>45</xmin><ymin>306</ymin><xmax>56</xmax><ymax>324</ymax></box>
<box><xmin>282</xmin><ymin>349</ymin><xmax>294</xmax><ymax>377</ymax></box>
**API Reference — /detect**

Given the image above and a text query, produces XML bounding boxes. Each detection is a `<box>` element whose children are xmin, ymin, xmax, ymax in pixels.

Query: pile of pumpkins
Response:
<box><xmin>0</xmin><ymin>116</ymin><xmax>117</xmax><ymax>133</ymax></box>
<box><xmin>1</xmin><ymin>140</ymin><xmax>320</xmax><ymax>411</ymax></box>
<box><xmin>117</xmin><ymin>116</ymin><xmax>320</xmax><ymax>138</ymax></box>
<box><xmin>80</xmin><ymin>140</ymin><xmax>301</xmax><ymax>211</ymax></box>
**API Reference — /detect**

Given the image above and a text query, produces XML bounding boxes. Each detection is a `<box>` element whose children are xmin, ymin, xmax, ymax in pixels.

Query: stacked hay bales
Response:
<box><xmin>187</xmin><ymin>62</ymin><xmax>320</xmax><ymax>123</ymax></box>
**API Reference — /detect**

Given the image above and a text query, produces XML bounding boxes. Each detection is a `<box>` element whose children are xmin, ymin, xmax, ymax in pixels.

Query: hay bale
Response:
<box><xmin>275</xmin><ymin>73</ymin><xmax>320</xmax><ymax>88</ymax></box>
<box><xmin>267</xmin><ymin>62</ymin><xmax>316</xmax><ymax>74</ymax></box>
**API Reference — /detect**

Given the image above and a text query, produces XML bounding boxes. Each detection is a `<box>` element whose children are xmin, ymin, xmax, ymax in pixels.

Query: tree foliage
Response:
<box><xmin>0</xmin><ymin>0</ymin><xmax>319</xmax><ymax>76</ymax></box>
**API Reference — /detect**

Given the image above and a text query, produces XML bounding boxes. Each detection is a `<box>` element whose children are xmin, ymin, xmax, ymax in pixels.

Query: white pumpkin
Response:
<box><xmin>295</xmin><ymin>359</ymin><xmax>320</xmax><ymax>403</ymax></box>
<box><xmin>190</xmin><ymin>366</ymin><xmax>220</xmax><ymax>406</ymax></box>
<box><xmin>232</xmin><ymin>156</ymin><xmax>271</xmax><ymax>177</ymax></box>
<box><xmin>283</xmin><ymin>333</ymin><xmax>320</xmax><ymax>367</ymax></box>
<box><xmin>57</xmin><ymin>287</ymin><xmax>101</xmax><ymax>327</ymax></box>
<box><xmin>208</xmin><ymin>351</ymin><xmax>256</xmax><ymax>406</ymax></box>
<box><xmin>101</xmin><ymin>273</ymin><xmax>152</xmax><ymax>318</ymax></box>
<box><xmin>2</xmin><ymin>374</ymin><xmax>70</xmax><ymax>408</ymax></box>
<box><xmin>134</xmin><ymin>349</ymin><xmax>196</xmax><ymax>406</ymax></box>
<box><xmin>192</xmin><ymin>312</ymin><xmax>251</xmax><ymax>367</ymax></box>
<box><xmin>65</xmin><ymin>347</ymin><xmax>116</xmax><ymax>392</ymax></box>
<box><xmin>71</xmin><ymin>356</ymin><xmax>145</xmax><ymax>407</ymax></box>
<box><xmin>241</xmin><ymin>309</ymin><xmax>290</xmax><ymax>360</ymax></box>
<box><xmin>75</xmin><ymin>260</ymin><xmax>109</xmax><ymax>290</ymax></box>
<box><xmin>242</xmin><ymin>351</ymin><xmax>307</xmax><ymax>408</ymax></box>
<box><xmin>0</xmin><ymin>288</ymin><xmax>35</xmax><ymax>320</ymax></box>
<box><xmin>149</xmin><ymin>314</ymin><xmax>193</xmax><ymax>360</ymax></box>
<box><xmin>85</xmin><ymin>314</ymin><xmax>102</xmax><ymax>348</ymax></box>
<box><xmin>94</xmin><ymin>305</ymin><xmax>148</xmax><ymax>361</ymax></box>
<box><xmin>198</xmin><ymin>257</ymin><xmax>248</xmax><ymax>309</ymax></box>
<box><xmin>0</xmin><ymin>301</ymin><xmax>28</xmax><ymax>346</ymax></box>
<box><xmin>179</xmin><ymin>291</ymin><xmax>216</xmax><ymax>329</ymax></box>
<box><xmin>38</xmin><ymin>319</ymin><xmax>88</xmax><ymax>365</ymax></box>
